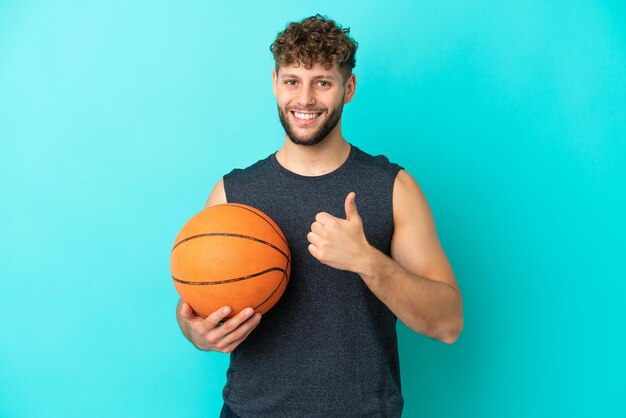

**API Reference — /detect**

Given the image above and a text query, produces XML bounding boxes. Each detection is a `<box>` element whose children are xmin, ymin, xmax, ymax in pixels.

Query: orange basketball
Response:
<box><xmin>170</xmin><ymin>203</ymin><xmax>291</xmax><ymax>318</ymax></box>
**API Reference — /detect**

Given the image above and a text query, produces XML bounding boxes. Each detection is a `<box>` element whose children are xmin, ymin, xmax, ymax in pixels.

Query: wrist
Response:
<box><xmin>355</xmin><ymin>244</ymin><xmax>382</xmax><ymax>279</ymax></box>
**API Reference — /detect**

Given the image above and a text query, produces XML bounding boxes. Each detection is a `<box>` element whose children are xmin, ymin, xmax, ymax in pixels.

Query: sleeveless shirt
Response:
<box><xmin>222</xmin><ymin>144</ymin><xmax>404</xmax><ymax>418</ymax></box>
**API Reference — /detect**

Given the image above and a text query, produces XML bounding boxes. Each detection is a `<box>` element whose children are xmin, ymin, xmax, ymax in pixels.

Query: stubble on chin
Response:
<box><xmin>277</xmin><ymin>104</ymin><xmax>343</xmax><ymax>147</ymax></box>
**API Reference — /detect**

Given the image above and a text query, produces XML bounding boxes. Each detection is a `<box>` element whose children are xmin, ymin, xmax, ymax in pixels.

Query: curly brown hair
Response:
<box><xmin>270</xmin><ymin>14</ymin><xmax>358</xmax><ymax>81</ymax></box>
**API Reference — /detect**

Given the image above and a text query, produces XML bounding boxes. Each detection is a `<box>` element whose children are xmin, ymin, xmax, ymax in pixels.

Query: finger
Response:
<box><xmin>344</xmin><ymin>192</ymin><xmax>361</xmax><ymax>222</ymax></box>
<box><xmin>181</xmin><ymin>302</ymin><xmax>205</xmax><ymax>324</ymax></box>
<box><xmin>239</xmin><ymin>314</ymin><xmax>262</xmax><ymax>340</ymax></box>
<box><xmin>218</xmin><ymin>313</ymin><xmax>262</xmax><ymax>349</ymax></box>
<box><xmin>213</xmin><ymin>307</ymin><xmax>255</xmax><ymax>339</ymax></box>
<box><xmin>311</xmin><ymin>221</ymin><xmax>325</xmax><ymax>235</ymax></box>
<box><xmin>220</xmin><ymin>319</ymin><xmax>262</xmax><ymax>353</ymax></box>
<box><xmin>315</xmin><ymin>212</ymin><xmax>336</xmax><ymax>226</ymax></box>
<box><xmin>308</xmin><ymin>243</ymin><xmax>321</xmax><ymax>260</ymax></box>
<box><xmin>201</xmin><ymin>306</ymin><xmax>232</xmax><ymax>332</ymax></box>
<box><xmin>180</xmin><ymin>302</ymin><xmax>194</xmax><ymax>320</ymax></box>
<box><xmin>306</xmin><ymin>231</ymin><xmax>323</xmax><ymax>246</ymax></box>
<box><xmin>220</xmin><ymin>335</ymin><xmax>246</xmax><ymax>353</ymax></box>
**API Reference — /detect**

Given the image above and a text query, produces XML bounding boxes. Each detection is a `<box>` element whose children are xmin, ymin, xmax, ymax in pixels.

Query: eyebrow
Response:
<box><xmin>280</xmin><ymin>73</ymin><xmax>336</xmax><ymax>80</ymax></box>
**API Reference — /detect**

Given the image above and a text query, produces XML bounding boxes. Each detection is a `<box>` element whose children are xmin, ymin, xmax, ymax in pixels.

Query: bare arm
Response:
<box><xmin>307</xmin><ymin>170</ymin><xmax>463</xmax><ymax>344</ymax></box>
<box><xmin>203</xmin><ymin>178</ymin><xmax>227</xmax><ymax>208</ymax></box>
<box><xmin>359</xmin><ymin>170</ymin><xmax>462</xmax><ymax>343</ymax></box>
<box><xmin>175</xmin><ymin>179</ymin><xmax>263</xmax><ymax>351</ymax></box>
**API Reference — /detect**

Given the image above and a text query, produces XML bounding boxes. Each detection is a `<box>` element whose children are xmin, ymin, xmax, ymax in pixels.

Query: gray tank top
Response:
<box><xmin>222</xmin><ymin>144</ymin><xmax>404</xmax><ymax>418</ymax></box>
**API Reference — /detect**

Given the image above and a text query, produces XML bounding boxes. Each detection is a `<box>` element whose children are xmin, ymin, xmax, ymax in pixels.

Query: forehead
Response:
<box><xmin>276</xmin><ymin>62</ymin><xmax>342</xmax><ymax>79</ymax></box>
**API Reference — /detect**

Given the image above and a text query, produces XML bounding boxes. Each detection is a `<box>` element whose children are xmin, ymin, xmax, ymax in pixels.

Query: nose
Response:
<box><xmin>296</xmin><ymin>85</ymin><xmax>315</xmax><ymax>107</ymax></box>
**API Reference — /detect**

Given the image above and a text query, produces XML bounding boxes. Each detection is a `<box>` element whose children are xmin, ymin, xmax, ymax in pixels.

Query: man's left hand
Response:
<box><xmin>307</xmin><ymin>192</ymin><xmax>372</xmax><ymax>272</ymax></box>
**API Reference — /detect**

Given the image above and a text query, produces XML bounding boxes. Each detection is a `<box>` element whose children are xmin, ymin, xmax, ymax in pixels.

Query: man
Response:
<box><xmin>176</xmin><ymin>14</ymin><xmax>463</xmax><ymax>418</ymax></box>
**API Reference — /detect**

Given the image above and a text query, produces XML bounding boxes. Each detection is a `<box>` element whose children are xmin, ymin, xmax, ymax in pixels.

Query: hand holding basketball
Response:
<box><xmin>307</xmin><ymin>192</ymin><xmax>372</xmax><ymax>273</ymax></box>
<box><xmin>178</xmin><ymin>301</ymin><xmax>261</xmax><ymax>353</ymax></box>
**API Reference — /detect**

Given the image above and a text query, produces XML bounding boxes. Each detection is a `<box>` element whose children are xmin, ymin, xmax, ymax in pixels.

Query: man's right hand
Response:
<box><xmin>177</xmin><ymin>300</ymin><xmax>262</xmax><ymax>352</ymax></box>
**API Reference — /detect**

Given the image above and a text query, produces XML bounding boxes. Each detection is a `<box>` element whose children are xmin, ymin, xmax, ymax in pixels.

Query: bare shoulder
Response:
<box><xmin>205</xmin><ymin>178</ymin><xmax>227</xmax><ymax>208</ymax></box>
<box><xmin>391</xmin><ymin>170</ymin><xmax>458</xmax><ymax>289</ymax></box>
<box><xmin>392</xmin><ymin>170</ymin><xmax>431</xmax><ymax>225</ymax></box>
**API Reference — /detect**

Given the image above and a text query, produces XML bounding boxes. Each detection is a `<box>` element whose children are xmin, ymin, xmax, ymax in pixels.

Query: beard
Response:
<box><xmin>277</xmin><ymin>100</ymin><xmax>344</xmax><ymax>146</ymax></box>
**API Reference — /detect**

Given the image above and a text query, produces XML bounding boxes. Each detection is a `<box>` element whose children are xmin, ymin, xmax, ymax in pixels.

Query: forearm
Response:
<box><xmin>357</xmin><ymin>247</ymin><xmax>463</xmax><ymax>344</ymax></box>
<box><xmin>176</xmin><ymin>299</ymin><xmax>194</xmax><ymax>344</ymax></box>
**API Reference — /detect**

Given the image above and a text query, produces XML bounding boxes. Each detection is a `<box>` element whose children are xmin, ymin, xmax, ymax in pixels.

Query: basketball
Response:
<box><xmin>170</xmin><ymin>203</ymin><xmax>291</xmax><ymax>318</ymax></box>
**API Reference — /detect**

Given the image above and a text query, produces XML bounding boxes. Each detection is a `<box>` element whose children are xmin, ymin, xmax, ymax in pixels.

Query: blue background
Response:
<box><xmin>1</xmin><ymin>1</ymin><xmax>625</xmax><ymax>417</ymax></box>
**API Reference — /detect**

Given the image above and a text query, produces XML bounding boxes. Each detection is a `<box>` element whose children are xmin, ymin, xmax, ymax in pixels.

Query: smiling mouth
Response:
<box><xmin>291</xmin><ymin>111</ymin><xmax>323</xmax><ymax>124</ymax></box>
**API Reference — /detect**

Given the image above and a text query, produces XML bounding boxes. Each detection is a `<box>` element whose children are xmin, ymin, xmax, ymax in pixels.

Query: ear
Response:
<box><xmin>272</xmin><ymin>68</ymin><xmax>278</xmax><ymax>98</ymax></box>
<box><xmin>343</xmin><ymin>73</ymin><xmax>356</xmax><ymax>105</ymax></box>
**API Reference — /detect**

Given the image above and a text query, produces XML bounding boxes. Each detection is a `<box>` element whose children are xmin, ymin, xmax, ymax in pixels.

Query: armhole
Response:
<box><xmin>222</xmin><ymin>169</ymin><xmax>239</xmax><ymax>204</ymax></box>
<box><xmin>390</xmin><ymin>168</ymin><xmax>403</xmax><ymax>236</ymax></box>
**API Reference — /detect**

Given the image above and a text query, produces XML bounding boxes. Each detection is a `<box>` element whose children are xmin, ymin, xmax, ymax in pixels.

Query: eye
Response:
<box><xmin>284</xmin><ymin>79</ymin><xmax>297</xmax><ymax>86</ymax></box>
<box><xmin>317</xmin><ymin>80</ymin><xmax>331</xmax><ymax>87</ymax></box>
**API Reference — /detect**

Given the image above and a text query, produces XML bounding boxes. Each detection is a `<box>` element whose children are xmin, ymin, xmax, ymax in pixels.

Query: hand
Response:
<box><xmin>178</xmin><ymin>301</ymin><xmax>261</xmax><ymax>353</ymax></box>
<box><xmin>307</xmin><ymin>192</ymin><xmax>372</xmax><ymax>272</ymax></box>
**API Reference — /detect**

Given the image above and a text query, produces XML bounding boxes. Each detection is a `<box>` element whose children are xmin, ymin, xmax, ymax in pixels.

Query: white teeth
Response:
<box><xmin>293</xmin><ymin>112</ymin><xmax>320</xmax><ymax>120</ymax></box>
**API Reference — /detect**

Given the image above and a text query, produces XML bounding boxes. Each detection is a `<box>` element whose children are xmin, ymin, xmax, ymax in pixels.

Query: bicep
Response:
<box><xmin>390</xmin><ymin>170</ymin><xmax>458</xmax><ymax>291</ymax></box>
<box><xmin>205</xmin><ymin>178</ymin><xmax>227</xmax><ymax>208</ymax></box>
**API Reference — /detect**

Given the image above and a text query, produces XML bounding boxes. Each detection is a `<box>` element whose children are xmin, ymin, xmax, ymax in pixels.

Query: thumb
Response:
<box><xmin>344</xmin><ymin>192</ymin><xmax>361</xmax><ymax>222</ymax></box>
<box><xmin>180</xmin><ymin>301</ymin><xmax>194</xmax><ymax>319</ymax></box>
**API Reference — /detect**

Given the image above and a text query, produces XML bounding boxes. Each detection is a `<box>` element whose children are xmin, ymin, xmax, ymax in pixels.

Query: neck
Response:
<box><xmin>276</xmin><ymin>128</ymin><xmax>351</xmax><ymax>177</ymax></box>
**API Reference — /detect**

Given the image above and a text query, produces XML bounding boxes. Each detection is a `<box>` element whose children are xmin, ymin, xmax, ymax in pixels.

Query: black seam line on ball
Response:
<box><xmin>253</xmin><ymin>266</ymin><xmax>289</xmax><ymax>310</ymax></box>
<box><xmin>172</xmin><ymin>267</ymin><xmax>286</xmax><ymax>285</ymax></box>
<box><xmin>225</xmin><ymin>204</ymin><xmax>289</xmax><ymax>248</ymax></box>
<box><xmin>172</xmin><ymin>232</ymin><xmax>290</xmax><ymax>262</ymax></box>
<box><xmin>252</xmin><ymin>252</ymin><xmax>291</xmax><ymax>309</ymax></box>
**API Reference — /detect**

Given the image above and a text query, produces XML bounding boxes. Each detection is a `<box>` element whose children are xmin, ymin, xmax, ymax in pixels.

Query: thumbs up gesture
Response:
<box><xmin>307</xmin><ymin>192</ymin><xmax>373</xmax><ymax>272</ymax></box>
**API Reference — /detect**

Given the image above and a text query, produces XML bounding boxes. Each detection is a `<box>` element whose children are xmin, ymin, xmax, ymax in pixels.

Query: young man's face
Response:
<box><xmin>272</xmin><ymin>62</ymin><xmax>356</xmax><ymax>146</ymax></box>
